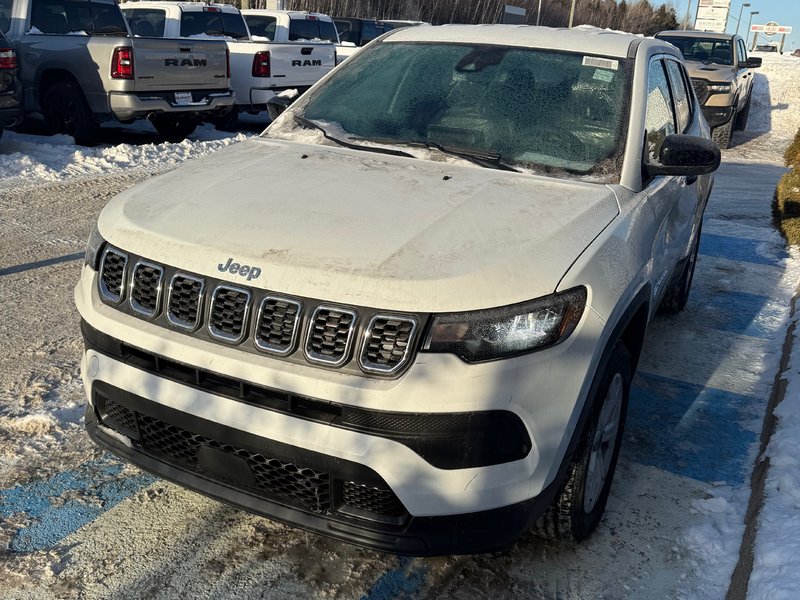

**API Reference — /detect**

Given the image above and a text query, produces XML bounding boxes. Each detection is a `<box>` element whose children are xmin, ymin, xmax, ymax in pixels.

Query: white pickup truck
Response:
<box><xmin>121</xmin><ymin>2</ymin><xmax>336</xmax><ymax>128</ymax></box>
<box><xmin>77</xmin><ymin>26</ymin><xmax>720</xmax><ymax>555</ymax></box>
<box><xmin>2</xmin><ymin>0</ymin><xmax>233</xmax><ymax>144</ymax></box>
<box><xmin>241</xmin><ymin>9</ymin><xmax>357</xmax><ymax>62</ymax></box>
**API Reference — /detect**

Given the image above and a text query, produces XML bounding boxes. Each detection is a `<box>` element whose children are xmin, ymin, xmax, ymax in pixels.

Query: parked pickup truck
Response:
<box><xmin>1</xmin><ymin>0</ymin><xmax>233</xmax><ymax>144</ymax></box>
<box><xmin>121</xmin><ymin>2</ymin><xmax>336</xmax><ymax>128</ymax></box>
<box><xmin>0</xmin><ymin>30</ymin><xmax>22</xmax><ymax>139</ymax></box>
<box><xmin>241</xmin><ymin>9</ymin><xmax>352</xmax><ymax>63</ymax></box>
<box><xmin>656</xmin><ymin>30</ymin><xmax>761</xmax><ymax>148</ymax></box>
<box><xmin>76</xmin><ymin>26</ymin><xmax>719</xmax><ymax>554</ymax></box>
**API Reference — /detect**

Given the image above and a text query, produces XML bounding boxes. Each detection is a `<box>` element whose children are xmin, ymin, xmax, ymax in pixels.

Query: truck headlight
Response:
<box><xmin>84</xmin><ymin>223</ymin><xmax>106</xmax><ymax>270</ymax></box>
<box><xmin>422</xmin><ymin>287</ymin><xmax>587</xmax><ymax>363</ymax></box>
<box><xmin>708</xmin><ymin>83</ymin><xmax>732</xmax><ymax>93</ymax></box>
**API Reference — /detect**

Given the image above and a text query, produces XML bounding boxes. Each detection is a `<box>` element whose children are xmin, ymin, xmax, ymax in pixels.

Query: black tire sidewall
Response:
<box><xmin>569</xmin><ymin>342</ymin><xmax>632</xmax><ymax>540</ymax></box>
<box><xmin>43</xmin><ymin>81</ymin><xmax>98</xmax><ymax>145</ymax></box>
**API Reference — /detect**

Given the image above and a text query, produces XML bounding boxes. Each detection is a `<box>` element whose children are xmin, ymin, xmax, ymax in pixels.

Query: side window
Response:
<box><xmin>244</xmin><ymin>15</ymin><xmax>276</xmax><ymax>40</ymax></box>
<box><xmin>737</xmin><ymin>39</ymin><xmax>748</xmax><ymax>65</ymax></box>
<box><xmin>665</xmin><ymin>60</ymin><xmax>691</xmax><ymax>133</ymax></box>
<box><xmin>360</xmin><ymin>20</ymin><xmax>378</xmax><ymax>45</ymax></box>
<box><xmin>645</xmin><ymin>59</ymin><xmax>676</xmax><ymax>162</ymax></box>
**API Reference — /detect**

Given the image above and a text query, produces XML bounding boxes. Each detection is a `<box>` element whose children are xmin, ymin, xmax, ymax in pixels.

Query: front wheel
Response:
<box><xmin>42</xmin><ymin>81</ymin><xmax>100</xmax><ymax>146</ymax></box>
<box><xmin>534</xmin><ymin>342</ymin><xmax>632</xmax><ymax>542</ymax></box>
<box><xmin>712</xmin><ymin>117</ymin><xmax>734</xmax><ymax>149</ymax></box>
<box><xmin>151</xmin><ymin>115</ymin><xmax>198</xmax><ymax>142</ymax></box>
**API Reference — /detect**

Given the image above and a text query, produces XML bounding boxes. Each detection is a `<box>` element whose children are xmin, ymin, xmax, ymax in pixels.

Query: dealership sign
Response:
<box><xmin>751</xmin><ymin>22</ymin><xmax>793</xmax><ymax>37</ymax></box>
<box><xmin>695</xmin><ymin>0</ymin><xmax>730</xmax><ymax>33</ymax></box>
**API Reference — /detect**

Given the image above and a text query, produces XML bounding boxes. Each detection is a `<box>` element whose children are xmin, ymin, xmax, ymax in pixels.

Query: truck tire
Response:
<box><xmin>211</xmin><ymin>107</ymin><xmax>239</xmax><ymax>132</ymax></box>
<box><xmin>734</xmin><ymin>95</ymin><xmax>752</xmax><ymax>131</ymax></box>
<box><xmin>42</xmin><ymin>81</ymin><xmax>100</xmax><ymax>146</ymax></box>
<box><xmin>152</xmin><ymin>115</ymin><xmax>198</xmax><ymax>142</ymax></box>
<box><xmin>712</xmin><ymin>117</ymin><xmax>734</xmax><ymax>149</ymax></box>
<box><xmin>533</xmin><ymin>342</ymin><xmax>631</xmax><ymax>543</ymax></box>
<box><xmin>660</xmin><ymin>223</ymin><xmax>702</xmax><ymax>314</ymax></box>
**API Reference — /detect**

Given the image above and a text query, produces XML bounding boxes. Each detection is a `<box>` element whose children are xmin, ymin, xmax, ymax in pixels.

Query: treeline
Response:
<box><xmin>270</xmin><ymin>0</ymin><xmax>679</xmax><ymax>36</ymax></box>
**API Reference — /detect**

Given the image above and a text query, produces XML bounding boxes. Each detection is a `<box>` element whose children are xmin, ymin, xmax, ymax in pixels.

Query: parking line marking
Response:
<box><xmin>625</xmin><ymin>372</ymin><xmax>762</xmax><ymax>486</ymax></box>
<box><xmin>0</xmin><ymin>252</ymin><xmax>83</xmax><ymax>277</ymax></box>
<box><xmin>0</xmin><ymin>456</ymin><xmax>155</xmax><ymax>552</ymax></box>
<box><xmin>700</xmin><ymin>233</ymin><xmax>788</xmax><ymax>267</ymax></box>
<box><xmin>694</xmin><ymin>290</ymin><xmax>786</xmax><ymax>340</ymax></box>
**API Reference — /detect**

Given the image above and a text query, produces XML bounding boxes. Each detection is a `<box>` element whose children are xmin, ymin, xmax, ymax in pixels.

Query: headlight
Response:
<box><xmin>422</xmin><ymin>287</ymin><xmax>587</xmax><ymax>363</ymax></box>
<box><xmin>708</xmin><ymin>83</ymin><xmax>732</xmax><ymax>93</ymax></box>
<box><xmin>84</xmin><ymin>223</ymin><xmax>106</xmax><ymax>270</ymax></box>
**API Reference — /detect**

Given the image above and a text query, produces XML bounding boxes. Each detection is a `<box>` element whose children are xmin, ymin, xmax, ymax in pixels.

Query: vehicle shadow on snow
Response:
<box><xmin>731</xmin><ymin>72</ymin><xmax>782</xmax><ymax>149</ymax></box>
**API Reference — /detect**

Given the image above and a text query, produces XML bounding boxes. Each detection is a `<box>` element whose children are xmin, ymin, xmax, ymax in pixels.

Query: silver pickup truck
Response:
<box><xmin>1</xmin><ymin>0</ymin><xmax>234</xmax><ymax>143</ymax></box>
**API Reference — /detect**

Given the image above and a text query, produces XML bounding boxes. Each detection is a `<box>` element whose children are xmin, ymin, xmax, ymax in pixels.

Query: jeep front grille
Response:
<box><xmin>305</xmin><ymin>306</ymin><xmax>357</xmax><ymax>366</ymax></box>
<box><xmin>208</xmin><ymin>286</ymin><xmax>251</xmax><ymax>343</ymax></box>
<box><xmin>99</xmin><ymin>247</ymin><xmax>128</xmax><ymax>303</ymax></box>
<box><xmin>95</xmin><ymin>247</ymin><xmax>421</xmax><ymax>377</ymax></box>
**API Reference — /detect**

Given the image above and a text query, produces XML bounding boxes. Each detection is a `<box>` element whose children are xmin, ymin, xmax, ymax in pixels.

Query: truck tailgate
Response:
<box><xmin>132</xmin><ymin>37</ymin><xmax>229</xmax><ymax>91</ymax></box>
<box><xmin>229</xmin><ymin>40</ymin><xmax>335</xmax><ymax>89</ymax></box>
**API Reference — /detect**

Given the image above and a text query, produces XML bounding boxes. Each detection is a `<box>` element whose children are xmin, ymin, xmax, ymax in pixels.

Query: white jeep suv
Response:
<box><xmin>76</xmin><ymin>25</ymin><xmax>719</xmax><ymax>555</ymax></box>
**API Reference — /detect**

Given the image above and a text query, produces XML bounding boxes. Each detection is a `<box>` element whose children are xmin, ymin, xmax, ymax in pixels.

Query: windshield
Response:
<box><xmin>658</xmin><ymin>36</ymin><xmax>733</xmax><ymax>66</ymax></box>
<box><xmin>271</xmin><ymin>42</ymin><xmax>632</xmax><ymax>181</ymax></box>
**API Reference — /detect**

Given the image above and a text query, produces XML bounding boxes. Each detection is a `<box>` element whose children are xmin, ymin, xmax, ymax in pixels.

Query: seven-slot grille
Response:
<box><xmin>96</xmin><ymin>246</ymin><xmax>419</xmax><ymax>376</ymax></box>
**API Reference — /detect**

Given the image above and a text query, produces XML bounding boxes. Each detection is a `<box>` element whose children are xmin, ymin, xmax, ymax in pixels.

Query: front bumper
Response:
<box><xmin>86</xmin><ymin>381</ymin><xmax>553</xmax><ymax>555</ymax></box>
<box><xmin>701</xmin><ymin>105</ymin><xmax>735</xmax><ymax>128</ymax></box>
<box><xmin>109</xmin><ymin>90</ymin><xmax>234</xmax><ymax>122</ymax></box>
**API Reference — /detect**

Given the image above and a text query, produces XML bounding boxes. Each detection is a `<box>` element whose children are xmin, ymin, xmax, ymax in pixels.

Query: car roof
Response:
<box><xmin>242</xmin><ymin>10</ymin><xmax>333</xmax><ymax>21</ymax></box>
<box><xmin>385</xmin><ymin>24</ymin><xmax>677</xmax><ymax>60</ymax></box>
<box><xmin>121</xmin><ymin>2</ymin><xmax>240</xmax><ymax>13</ymax></box>
<box><xmin>657</xmin><ymin>30</ymin><xmax>736</xmax><ymax>41</ymax></box>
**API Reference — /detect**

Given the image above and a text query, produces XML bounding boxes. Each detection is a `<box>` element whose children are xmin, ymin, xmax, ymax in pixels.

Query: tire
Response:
<box><xmin>660</xmin><ymin>223</ymin><xmax>702</xmax><ymax>314</ymax></box>
<box><xmin>734</xmin><ymin>95</ymin><xmax>752</xmax><ymax>131</ymax></box>
<box><xmin>712</xmin><ymin>117</ymin><xmax>734</xmax><ymax>149</ymax></box>
<box><xmin>42</xmin><ymin>81</ymin><xmax>100</xmax><ymax>146</ymax></box>
<box><xmin>534</xmin><ymin>342</ymin><xmax>632</xmax><ymax>543</ymax></box>
<box><xmin>211</xmin><ymin>107</ymin><xmax>239</xmax><ymax>132</ymax></box>
<box><xmin>151</xmin><ymin>115</ymin><xmax>198</xmax><ymax>142</ymax></box>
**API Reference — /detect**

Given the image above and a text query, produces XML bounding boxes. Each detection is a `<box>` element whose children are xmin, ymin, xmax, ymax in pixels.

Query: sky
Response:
<box><xmin>669</xmin><ymin>0</ymin><xmax>799</xmax><ymax>51</ymax></box>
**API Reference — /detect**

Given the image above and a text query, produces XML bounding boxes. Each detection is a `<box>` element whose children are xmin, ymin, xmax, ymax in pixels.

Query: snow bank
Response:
<box><xmin>0</xmin><ymin>125</ymin><xmax>247</xmax><ymax>187</ymax></box>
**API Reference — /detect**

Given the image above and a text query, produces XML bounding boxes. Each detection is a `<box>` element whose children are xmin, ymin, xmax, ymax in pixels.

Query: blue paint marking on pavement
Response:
<box><xmin>624</xmin><ymin>372</ymin><xmax>761</xmax><ymax>485</ymax></box>
<box><xmin>695</xmin><ymin>290</ymin><xmax>784</xmax><ymax>340</ymax></box>
<box><xmin>0</xmin><ymin>456</ymin><xmax>155</xmax><ymax>552</ymax></box>
<box><xmin>361</xmin><ymin>557</ymin><xmax>428</xmax><ymax>600</ymax></box>
<box><xmin>700</xmin><ymin>232</ymin><xmax>788</xmax><ymax>266</ymax></box>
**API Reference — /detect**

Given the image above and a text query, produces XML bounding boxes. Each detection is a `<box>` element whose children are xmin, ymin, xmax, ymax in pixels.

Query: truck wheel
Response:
<box><xmin>43</xmin><ymin>81</ymin><xmax>100</xmax><ymax>146</ymax></box>
<box><xmin>712</xmin><ymin>118</ymin><xmax>734</xmax><ymax>149</ymax></box>
<box><xmin>152</xmin><ymin>115</ymin><xmax>198</xmax><ymax>142</ymax></box>
<box><xmin>534</xmin><ymin>342</ymin><xmax>631</xmax><ymax>543</ymax></box>
<box><xmin>734</xmin><ymin>96</ymin><xmax>752</xmax><ymax>131</ymax></box>
<box><xmin>211</xmin><ymin>107</ymin><xmax>239</xmax><ymax>132</ymax></box>
<box><xmin>660</xmin><ymin>223</ymin><xmax>702</xmax><ymax>314</ymax></box>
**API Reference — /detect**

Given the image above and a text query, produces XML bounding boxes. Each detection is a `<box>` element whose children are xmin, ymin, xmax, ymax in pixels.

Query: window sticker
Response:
<box><xmin>582</xmin><ymin>56</ymin><xmax>619</xmax><ymax>71</ymax></box>
<box><xmin>593</xmin><ymin>69</ymin><xmax>614</xmax><ymax>82</ymax></box>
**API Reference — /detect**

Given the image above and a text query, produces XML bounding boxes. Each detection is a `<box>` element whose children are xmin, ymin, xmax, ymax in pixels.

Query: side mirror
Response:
<box><xmin>646</xmin><ymin>134</ymin><xmax>721</xmax><ymax>177</ymax></box>
<box><xmin>266</xmin><ymin>94</ymin><xmax>293</xmax><ymax>121</ymax></box>
<box><xmin>742</xmin><ymin>57</ymin><xmax>762</xmax><ymax>68</ymax></box>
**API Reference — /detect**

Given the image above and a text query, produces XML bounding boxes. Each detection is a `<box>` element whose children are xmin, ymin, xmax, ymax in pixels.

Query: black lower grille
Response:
<box><xmin>96</xmin><ymin>396</ymin><xmax>406</xmax><ymax>521</ymax></box>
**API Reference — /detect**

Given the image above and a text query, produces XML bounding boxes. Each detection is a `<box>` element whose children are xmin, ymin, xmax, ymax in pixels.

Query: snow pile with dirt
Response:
<box><xmin>0</xmin><ymin>125</ymin><xmax>248</xmax><ymax>187</ymax></box>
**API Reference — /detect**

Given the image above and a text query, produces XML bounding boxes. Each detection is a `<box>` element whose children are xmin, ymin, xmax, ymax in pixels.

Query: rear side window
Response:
<box><xmin>123</xmin><ymin>8</ymin><xmax>166</xmax><ymax>37</ymax></box>
<box><xmin>243</xmin><ymin>15</ymin><xmax>276</xmax><ymax>40</ymax></box>
<box><xmin>645</xmin><ymin>59</ymin><xmax>676</xmax><ymax>162</ymax></box>
<box><xmin>180</xmin><ymin>9</ymin><xmax>248</xmax><ymax>40</ymax></box>
<box><xmin>665</xmin><ymin>59</ymin><xmax>691</xmax><ymax>133</ymax></box>
<box><xmin>335</xmin><ymin>19</ymin><xmax>356</xmax><ymax>43</ymax></box>
<box><xmin>360</xmin><ymin>20</ymin><xmax>378</xmax><ymax>44</ymax></box>
<box><xmin>288</xmin><ymin>18</ymin><xmax>336</xmax><ymax>42</ymax></box>
<box><xmin>31</xmin><ymin>0</ymin><xmax>127</xmax><ymax>35</ymax></box>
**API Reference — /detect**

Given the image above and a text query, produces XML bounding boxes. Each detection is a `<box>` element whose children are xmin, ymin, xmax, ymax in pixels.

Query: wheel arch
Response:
<box><xmin>38</xmin><ymin>68</ymin><xmax>83</xmax><ymax>108</ymax></box>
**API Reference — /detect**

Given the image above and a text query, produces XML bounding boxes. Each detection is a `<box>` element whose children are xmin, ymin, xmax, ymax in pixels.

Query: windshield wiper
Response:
<box><xmin>292</xmin><ymin>116</ymin><xmax>415</xmax><ymax>158</ymax></box>
<box><xmin>423</xmin><ymin>142</ymin><xmax>520</xmax><ymax>172</ymax></box>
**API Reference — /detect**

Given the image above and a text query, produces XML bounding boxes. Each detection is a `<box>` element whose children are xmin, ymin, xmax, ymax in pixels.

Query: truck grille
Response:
<box><xmin>692</xmin><ymin>79</ymin><xmax>709</xmax><ymax>104</ymax></box>
<box><xmin>96</xmin><ymin>396</ymin><xmax>407</xmax><ymax>521</ymax></box>
<box><xmin>96</xmin><ymin>246</ymin><xmax>421</xmax><ymax>376</ymax></box>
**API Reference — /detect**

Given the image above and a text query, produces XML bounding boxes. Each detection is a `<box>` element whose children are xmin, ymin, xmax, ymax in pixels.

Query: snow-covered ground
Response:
<box><xmin>0</xmin><ymin>54</ymin><xmax>800</xmax><ymax>600</ymax></box>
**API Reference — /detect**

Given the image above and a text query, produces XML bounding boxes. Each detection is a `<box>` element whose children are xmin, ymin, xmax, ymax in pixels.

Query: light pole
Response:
<box><xmin>745</xmin><ymin>10</ymin><xmax>759</xmax><ymax>47</ymax></box>
<box><xmin>568</xmin><ymin>0</ymin><xmax>577</xmax><ymax>28</ymax></box>
<box><xmin>735</xmin><ymin>2</ymin><xmax>751</xmax><ymax>35</ymax></box>
<box><xmin>537</xmin><ymin>0</ymin><xmax>542</xmax><ymax>26</ymax></box>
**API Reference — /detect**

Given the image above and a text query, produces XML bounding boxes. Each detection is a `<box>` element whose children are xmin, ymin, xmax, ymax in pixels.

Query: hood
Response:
<box><xmin>684</xmin><ymin>60</ymin><xmax>735</xmax><ymax>81</ymax></box>
<box><xmin>98</xmin><ymin>138</ymin><xmax>619</xmax><ymax>312</ymax></box>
